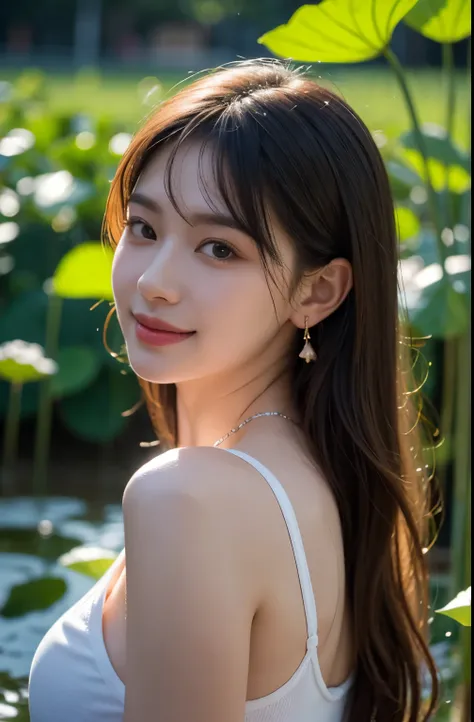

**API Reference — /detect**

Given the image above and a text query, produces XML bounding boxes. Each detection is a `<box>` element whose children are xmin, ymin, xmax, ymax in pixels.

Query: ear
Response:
<box><xmin>290</xmin><ymin>259</ymin><xmax>353</xmax><ymax>329</ymax></box>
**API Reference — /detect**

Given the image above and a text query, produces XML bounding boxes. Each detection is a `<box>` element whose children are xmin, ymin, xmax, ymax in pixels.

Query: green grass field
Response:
<box><xmin>1</xmin><ymin>66</ymin><xmax>470</xmax><ymax>144</ymax></box>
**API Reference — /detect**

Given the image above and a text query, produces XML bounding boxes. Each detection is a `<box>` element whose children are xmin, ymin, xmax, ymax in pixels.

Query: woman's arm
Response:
<box><xmin>122</xmin><ymin>448</ymin><xmax>254</xmax><ymax>722</ymax></box>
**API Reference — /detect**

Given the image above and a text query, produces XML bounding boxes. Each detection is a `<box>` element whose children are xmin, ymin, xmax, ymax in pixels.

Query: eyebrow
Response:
<box><xmin>128</xmin><ymin>191</ymin><xmax>248</xmax><ymax>234</ymax></box>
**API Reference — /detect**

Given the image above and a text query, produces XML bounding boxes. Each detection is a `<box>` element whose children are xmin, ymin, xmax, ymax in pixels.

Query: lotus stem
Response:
<box><xmin>467</xmin><ymin>37</ymin><xmax>471</xmax><ymax>156</ymax></box>
<box><xmin>384</xmin><ymin>48</ymin><xmax>444</xmax><ymax>262</ymax></box>
<box><xmin>442</xmin><ymin>43</ymin><xmax>456</xmax><ymax>229</ymax></box>
<box><xmin>2</xmin><ymin>381</ymin><xmax>23</xmax><ymax>494</ymax></box>
<box><xmin>32</xmin><ymin>292</ymin><xmax>63</xmax><ymax>496</ymax></box>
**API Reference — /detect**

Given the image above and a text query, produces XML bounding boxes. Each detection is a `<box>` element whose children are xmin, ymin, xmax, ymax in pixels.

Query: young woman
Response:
<box><xmin>29</xmin><ymin>58</ymin><xmax>438</xmax><ymax>722</ymax></box>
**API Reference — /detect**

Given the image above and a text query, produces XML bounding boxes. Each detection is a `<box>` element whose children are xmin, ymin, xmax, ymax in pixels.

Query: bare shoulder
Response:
<box><xmin>122</xmin><ymin>446</ymin><xmax>264</xmax><ymax>583</ymax></box>
<box><xmin>123</xmin><ymin>445</ymin><xmax>254</xmax><ymax>508</ymax></box>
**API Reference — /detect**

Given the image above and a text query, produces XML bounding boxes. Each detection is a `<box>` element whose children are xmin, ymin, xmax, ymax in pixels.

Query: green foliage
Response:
<box><xmin>59</xmin><ymin>368</ymin><xmax>139</xmax><ymax>443</ymax></box>
<box><xmin>0</xmin><ymin>71</ymin><xmax>137</xmax><ymax>446</ymax></box>
<box><xmin>0</xmin><ymin>577</ymin><xmax>67</xmax><ymax>618</ymax></box>
<box><xmin>50</xmin><ymin>346</ymin><xmax>102</xmax><ymax>398</ymax></box>
<box><xmin>402</xmin><ymin>149</ymin><xmax>470</xmax><ymax>193</ymax></box>
<box><xmin>437</xmin><ymin>587</ymin><xmax>471</xmax><ymax>626</ymax></box>
<box><xmin>0</xmin><ymin>527</ymin><xmax>81</xmax><ymax>558</ymax></box>
<box><xmin>2</xmin><ymin>67</ymin><xmax>469</xmax><ymax>135</ymax></box>
<box><xmin>410</xmin><ymin>278</ymin><xmax>470</xmax><ymax>339</ymax></box>
<box><xmin>0</xmin><ymin>340</ymin><xmax>57</xmax><ymax>384</ymax></box>
<box><xmin>404</xmin><ymin>0</ymin><xmax>471</xmax><ymax>43</ymax></box>
<box><xmin>59</xmin><ymin>545</ymin><xmax>118</xmax><ymax>579</ymax></box>
<box><xmin>398</xmin><ymin>125</ymin><xmax>471</xmax><ymax>194</ymax></box>
<box><xmin>400</xmin><ymin>125</ymin><xmax>470</xmax><ymax>173</ymax></box>
<box><xmin>387</xmin><ymin>159</ymin><xmax>425</xmax><ymax>198</ymax></box>
<box><xmin>53</xmin><ymin>243</ymin><xmax>114</xmax><ymax>300</ymax></box>
<box><xmin>395</xmin><ymin>206</ymin><xmax>421</xmax><ymax>241</ymax></box>
<box><xmin>258</xmin><ymin>0</ymin><xmax>419</xmax><ymax>63</ymax></box>
<box><xmin>0</xmin><ymin>672</ymin><xmax>30</xmax><ymax>721</ymax></box>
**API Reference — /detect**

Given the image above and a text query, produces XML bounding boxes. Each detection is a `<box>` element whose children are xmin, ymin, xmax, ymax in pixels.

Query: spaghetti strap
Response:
<box><xmin>223</xmin><ymin>448</ymin><xmax>319</xmax><ymax>647</ymax></box>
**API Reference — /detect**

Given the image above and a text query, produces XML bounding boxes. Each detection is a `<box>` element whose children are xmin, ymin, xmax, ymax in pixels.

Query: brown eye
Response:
<box><xmin>127</xmin><ymin>219</ymin><xmax>156</xmax><ymax>241</ymax></box>
<box><xmin>199</xmin><ymin>241</ymin><xmax>236</xmax><ymax>261</ymax></box>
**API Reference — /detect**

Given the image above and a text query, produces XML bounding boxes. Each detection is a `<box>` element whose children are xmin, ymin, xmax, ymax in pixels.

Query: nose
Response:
<box><xmin>136</xmin><ymin>238</ymin><xmax>182</xmax><ymax>303</ymax></box>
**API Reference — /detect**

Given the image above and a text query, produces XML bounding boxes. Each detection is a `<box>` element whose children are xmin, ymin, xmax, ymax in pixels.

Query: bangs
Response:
<box><xmin>160</xmin><ymin>107</ymin><xmax>291</xmax><ymax>295</ymax></box>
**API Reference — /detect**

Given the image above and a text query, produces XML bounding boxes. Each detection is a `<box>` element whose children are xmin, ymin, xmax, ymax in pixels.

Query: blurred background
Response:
<box><xmin>0</xmin><ymin>1</ymin><xmax>471</xmax><ymax>720</ymax></box>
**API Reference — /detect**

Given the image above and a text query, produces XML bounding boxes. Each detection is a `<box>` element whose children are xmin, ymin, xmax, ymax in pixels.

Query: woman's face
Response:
<box><xmin>112</xmin><ymin>140</ymin><xmax>297</xmax><ymax>386</ymax></box>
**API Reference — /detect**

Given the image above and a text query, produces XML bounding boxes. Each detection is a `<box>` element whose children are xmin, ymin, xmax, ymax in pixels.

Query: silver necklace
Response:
<box><xmin>213</xmin><ymin>411</ymin><xmax>295</xmax><ymax>448</ymax></box>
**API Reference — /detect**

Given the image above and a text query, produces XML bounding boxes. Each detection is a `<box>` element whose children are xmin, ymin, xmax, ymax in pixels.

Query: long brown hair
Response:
<box><xmin>103</xmin><ymin>58</ymin><xmax>439</xmax><ymax>720</ymax></box>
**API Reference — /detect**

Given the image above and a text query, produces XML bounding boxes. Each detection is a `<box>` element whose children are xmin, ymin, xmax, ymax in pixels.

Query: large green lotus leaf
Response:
<box><xmin>258</xmin><ymin>0</ymin><xmax>419</xmax><ymax>63</ymax></box>
<box><xmin>405</xmin><ymin>0</ymin><xmax>471</xmax><ymax>43</ymax></box>
<box><xmin>1</xmin><ymin>577</ymin><xmax>67</xmax><ymax>618</ymax></box>
<box><xmin>436</xmin><ymin>587</ymin><xmax>471</xmax><ymax>626</ymax></box>
<box><xmin>59</xmin><ymin>546</ymin><xmax>118</xmax><ymax>580</ymax></box>
<box><xmin>50</xmin><ymin>345</ymin><xmax>102</xmax><ymax>398</ymax></box>
<box><xmin>52</xmin><ymin>242</ymin><xmax>113</xmax><ymax>300</ymax></box>
<box><xmin>410</xmin><ymin>277</ymin><xmax>469</xmax><ymax>339</ymax></box>
<box><xmin>59</xmin><ymin>367</ymin><xmax>140</xmax><ymax>443</ymax></box>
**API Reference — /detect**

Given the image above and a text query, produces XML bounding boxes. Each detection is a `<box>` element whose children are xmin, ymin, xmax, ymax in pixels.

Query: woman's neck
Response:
<box><xmin>175</xmin><ymin>367</ymin><xmax>296</xmax><ymax>449</ymax></box>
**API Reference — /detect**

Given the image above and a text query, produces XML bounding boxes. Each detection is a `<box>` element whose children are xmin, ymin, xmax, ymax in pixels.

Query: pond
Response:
<box><xmin>0</xmin><ymin>495</ymin><xmax>460</xmax><ymax>721</ymax></box>
<box><xmin>0</xmin><ymin>496</ymin><xmax>123</xmax><ymax>721</ymax></box>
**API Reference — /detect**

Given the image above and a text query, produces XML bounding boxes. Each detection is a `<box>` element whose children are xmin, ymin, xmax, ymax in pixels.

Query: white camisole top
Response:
<box><xmin>28</xmin><ymin>448</ymin><xmax>354</xmax><ymax>721</ymax></box>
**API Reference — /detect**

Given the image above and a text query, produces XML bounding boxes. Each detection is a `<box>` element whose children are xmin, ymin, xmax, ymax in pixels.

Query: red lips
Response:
<box><xmin>133</xmin><ymin>313</ymin><xmax>194</xmax><ymax>334</ymax></box>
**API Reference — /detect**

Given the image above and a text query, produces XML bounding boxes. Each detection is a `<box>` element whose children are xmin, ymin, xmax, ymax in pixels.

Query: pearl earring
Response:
<box><xmin>298</xmin><ymin>316</ymin><xmax>317</xmax><ymax>363</ymax></box>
